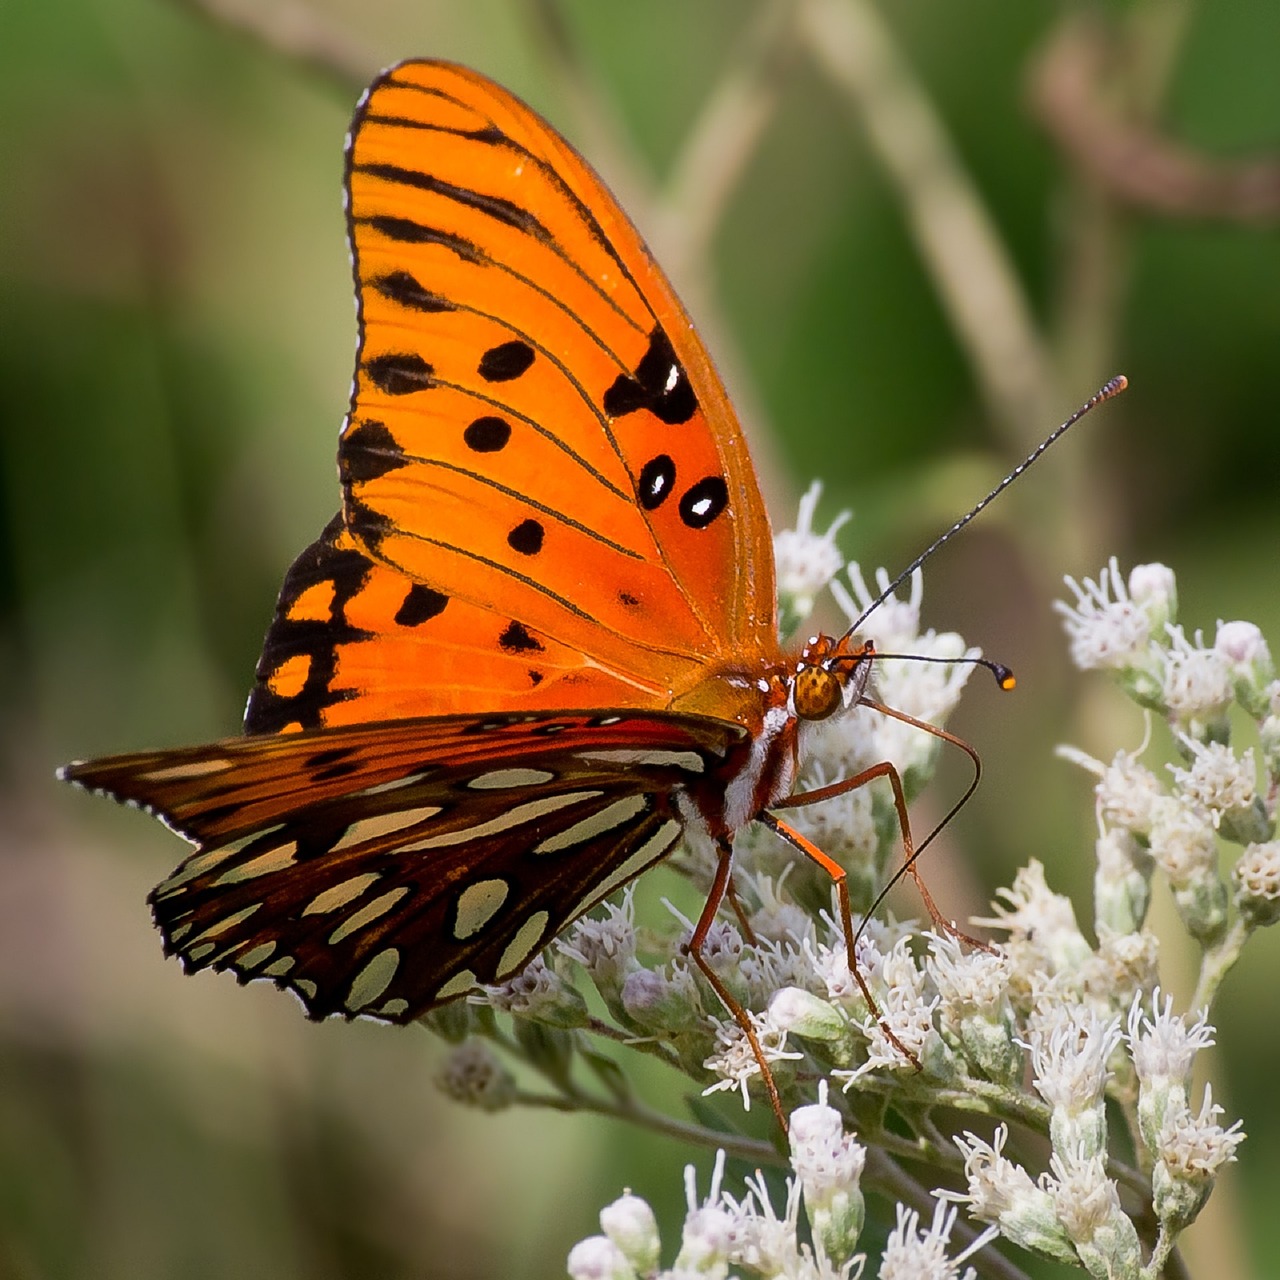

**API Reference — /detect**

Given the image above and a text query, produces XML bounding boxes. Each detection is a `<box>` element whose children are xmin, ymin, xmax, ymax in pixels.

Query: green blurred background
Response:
<box><xmin>5</xmin><ymin>0</ymin><xmax>1280</xmax><ymax>1275</ymax></box>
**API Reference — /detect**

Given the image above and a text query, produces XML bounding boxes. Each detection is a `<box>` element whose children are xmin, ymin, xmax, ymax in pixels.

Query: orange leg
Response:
<box><xmin>688</xmin><ymin>836</ymin><xmax>787</xmax><ymax>1132</ymax></box>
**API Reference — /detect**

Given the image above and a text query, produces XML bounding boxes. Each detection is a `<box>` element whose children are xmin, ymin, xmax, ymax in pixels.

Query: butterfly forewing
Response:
<box><xmin>63</xmin><ymin>712</ymin><xmax>743</xmax><ymax>1020</ymax></box>
<box><xmin>244</xmin><ymin>515</ymin><xmax>672</xmax><ymax>733</ymax></box>
<box><xmin>340</xmin><ymin>60</ymin><xmax>779</xmax><ymax>690</ymax></box>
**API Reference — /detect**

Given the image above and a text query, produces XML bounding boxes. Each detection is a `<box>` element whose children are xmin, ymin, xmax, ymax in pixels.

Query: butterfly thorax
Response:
<box><xmin>673</xmin><ymin>634</ymin><xmax>875</xmax><ymax>838</ymax></box>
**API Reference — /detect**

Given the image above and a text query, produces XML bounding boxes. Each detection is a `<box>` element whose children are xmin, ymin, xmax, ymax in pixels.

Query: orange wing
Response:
<box><xmin>337</xmin><ymin>60</ymin><xmax>779</xmax><ymax>710</ymax></box>
<box><xmin>244</xmin><ymin>516</ymin><xmax>676</xmax><ymax>733</ymax></box>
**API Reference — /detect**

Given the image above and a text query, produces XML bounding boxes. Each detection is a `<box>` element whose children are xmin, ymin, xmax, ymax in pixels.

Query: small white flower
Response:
<box><xmin>1234</xmin><ymin>840</ymin><xmax>1280</xmax><ymax>927</ymax></box>
<box><xmin>774</xmin><ymin>482</ymin><xmax>851</xmax><ymax>628</ymax></box>
<box><xmin>789</xmin><ymin>1081</ymin><xmax>867</xmax><ymax>1264</ymax></box>
<box><xmin>1092</xmin><ymin>826</ymin><xmax>1153</xmax><ymax>936</ymax></box>
<box><xmin>1168</xmin><ymin>738</ymin><xmax>1257</xmax><ymax>825</ymax></box>
<box><xmin>701</xmin><ymin>1009</ymin><xmax>802</xmax><ymax>1110</ymax></box>
<box><xmin>1047</xmin><ymin>1147</ymin><xmax>1142</xmax><ymax>1277</ymax></box>
<box><xmin>879</xmin><ymin>1201</ymin><xmax>988</xmax><ymax>1280</ymax></box>
<box><xmin>1126</xmin><ymin>990</ymin><xmax>1216</xmax><ymax>1153</ymax></box>
<box><xmin>482</xmin><ymin>953</ymin><xmax>587</xmax><ymax>1026</ymax></box>
<box><xmin>1024</xmin><ymin>1005</ymin><xmax>1123</xmax><ymax>1159</ymax></box>
<box><xmin>1147</xmin><ymin>795</ymin><xmax>1218</xmax><ymax>888</ymax></box>
<box><xmin>1127</xmin><ymin>990</ymin><xmax>1214</xmax><ymax>1082</ymax></box>
<box><xmin>567</xmin><ymin>1235</ymin><xmax>636</xmax><ymax>1280</ymax></box>
<box><xmin>1152</xmin><ymin>1085</ymin><xmax>1246</xmax><ymax>1229</ymax></box>
<box><xmin>600</xmin><ymin>1192</ymin><xmax>661</xmax><ymax>1275</ymax></box>
<box><xmin>672</xmin><ymin>1152</ymin><xmax>738</xmax><ymax>1277</ymax></box>
<box><xmin>1055</xmin><ymin>557</ymin><xmax>1154</xmax><ymax>671</ymax></box>
<box><xmin>1159</xmin><ymin>1084</ymin><xmax>1245</xmax><ymax>1180</ymax></box>
<box><xmin>841</xmin><ymin>940</ymin><xmax>945</xmax><ymax>1082</ymax></box>
<box><xmin>557</xmin><ymin>891</ymin><xmax>639</xmax><ymax>998</ymax></box>
<box><xmin>944</xmin><ymin>1126</ymin><xmax>1076</xmax><ymax>1263</ymax></box>
<box><xmin>1127</xmin><ymin>562</ymin><xmax>1178</xmax><ymax>629</ymax></box>
<box><xmin>1215</xmin><ymin>619</ymin><xmax>1274</xmax><ymax>697</ymax></box>
<box><xmin>1163</xmin><ymin>624</ymin><xmax>1233</xmax><ymax>734</ymax></box>
<box><xmin>975</xmin><ymin>860</ymin><xmax>1093</xmax><ymax>981</ymax></box>
<box><xmin>926</xmin><ymin>932</ymin><xmax>1019</xmax><ymax>1082</ymax></box>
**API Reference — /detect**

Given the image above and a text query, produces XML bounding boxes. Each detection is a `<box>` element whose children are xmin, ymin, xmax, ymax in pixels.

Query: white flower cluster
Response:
<box><xmin>423</xmin><ymin>526</ymin><xmax>1269</xmax><ymax>1279</ymax></box>
<box><xmin>1057</xmin><ymin>559</ymin><xmax>1279</xmax><ymax>939</ymax></box>
<box><xmin>568</xmin><ymin>1091</ymin><xmax>994</xmax><ymax>1280</ymax></box>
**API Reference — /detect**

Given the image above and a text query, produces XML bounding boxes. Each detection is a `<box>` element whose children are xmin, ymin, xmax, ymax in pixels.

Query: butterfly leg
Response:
<box><xmin>772</xmin><ymin>761</ymin><xmax>988</xmax><ymax>950</ymax></box>
<box><xmin>724</xmin><ymin>875</ymin><xmax>760</xmax><ymax>946</ymax></box>
<box><xmin>688</xmin><ymin>835</ymin><xmax>787</xmax><ymax>1132</ymax></box>
<box><xmin>756</xmin><ymin>809</ymin><xmax>921</xmax><ymax>1069</ymax></box>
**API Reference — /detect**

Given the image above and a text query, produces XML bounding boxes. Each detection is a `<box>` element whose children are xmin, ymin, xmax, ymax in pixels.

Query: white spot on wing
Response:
<box><xmin>400</xmin><ymin>791</ymin><xmax>601</xmax><ymax>851</ymax></box>
<box><xmin>468</xmin><ymin>768</ymin><xmax>555</xmax><ymax>789</ymax></box>
<box><xmin>189</xmin><ymin>903</ymin><xmax>261</xmax><ymax>944</ymax></box>
<box><xmin>331</xmin><ymin>807</ymin><xmax>443</xmax><ymax>850</ymax></box>
<box><xmin>497</xmin><ymin>909</ymin><xmax>550</xmax><ymax>976</ymax></box>
<box><xmin>295</xmin><ymin>978</ymin><xmax>318</xmax><ymax>1000</ymax></box>
<box><xmin>576</xmin><ymin>749</ymin><xmax>705</xmax><ymax>773</ymax></box>
<box><xmin>533</xmin><ymin>795</ymin><xmax>648</xmax><ymax>854</ymax></box>
<box><xmin>436</xmin><ymin>969</ymin><xmax>478</xmax><ymax>1000</ymax></box>
<box><xmin>303</xmin><ymin>872</ymin><xmax>380</xmax><ymax>915</ymax></box>
<box><xmin>453</xmin><ymin>878</ymin><xmax>510</xmax><ymax>939</ymax></box>
<box><xmin>329</xmin><ymin>886</ymin><xmax>411</xmax><ymax>944</ymax></box>
<box><xmin>346</xmin><ymin>947</ymin><xmax>399</xmax><ymax>1010</ymax></box>
<box><xmin>379</xmin><ymin>997</ymin><xmax>409</xmax><ymax>1017</ymax></box>
<box><xmin>263</xmin><ymin>955</ymin><xmax>295</xmax><ymax>977</ymax></box>
<box><xmin>236</xmin><ymin>941</ymin><xmax>277</xmax><ymax>970</ymax></box>
<box><xmin>213</xmin><ymin>841</ymin><xmax>298</xmax><ymax>885</ymax></box>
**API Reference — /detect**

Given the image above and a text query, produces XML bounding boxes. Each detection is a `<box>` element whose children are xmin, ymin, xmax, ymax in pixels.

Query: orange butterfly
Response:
<box><xmin>62</xmin><ymin>61</ymin><xmax>925</xmax><ymax>1101</ymax></box>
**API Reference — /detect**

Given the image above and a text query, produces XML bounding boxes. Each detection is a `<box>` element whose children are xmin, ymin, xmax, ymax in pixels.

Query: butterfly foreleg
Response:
<box><xmin>772</xmin><ymin>758</ymin><xmax>989</xmax><ymax>953</ymax></box>
<box><xmin>687</xmin><ymin>835</ymin><xmax>787</xmax><ymax>1133</ymax></box>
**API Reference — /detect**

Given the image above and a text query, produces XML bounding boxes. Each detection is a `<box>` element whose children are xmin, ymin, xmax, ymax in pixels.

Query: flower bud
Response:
<box><xmin>600</xmin><ymin>1193</ymin><xmax>661</xmax><ymax>1275</ymax></box>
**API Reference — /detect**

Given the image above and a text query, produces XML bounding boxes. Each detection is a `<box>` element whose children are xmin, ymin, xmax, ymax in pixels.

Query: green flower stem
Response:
<box><xmin>1191</xmin><ymin>915</ymin><xmax>1251</xmax><ymax>1013</ymax></box>
<box><xmin>512</xmin><ymin>1089</ymin><xmax>781</xmax><ymax>1167</ymax></box>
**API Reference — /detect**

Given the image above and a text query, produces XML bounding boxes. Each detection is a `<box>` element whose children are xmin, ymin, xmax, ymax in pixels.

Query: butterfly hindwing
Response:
<box><xmin>340</xmin><ymin>60</ymin><xmax>778</xmax><ymax>691</ymax></box>
<box><xmin>62</xmin><ymin>713</ymin><xmax>744</xmax><ymax>1020</ymax></box>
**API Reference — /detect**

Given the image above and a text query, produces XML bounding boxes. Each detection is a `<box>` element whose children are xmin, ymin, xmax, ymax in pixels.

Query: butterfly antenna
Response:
<box><xmin>842</xmin><ymin>376</ymin><xmax>1128</xmax><ymax>640</ymax></box>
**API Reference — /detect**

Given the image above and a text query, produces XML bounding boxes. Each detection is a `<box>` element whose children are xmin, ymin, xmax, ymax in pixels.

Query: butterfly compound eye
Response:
<box><xmin>793</xmin><ymin>666</ymin><xmax>843</xmax><ymax>721</ymax></box>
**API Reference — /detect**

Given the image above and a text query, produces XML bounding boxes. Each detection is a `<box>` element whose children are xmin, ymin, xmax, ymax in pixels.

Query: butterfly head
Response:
<box><xmin>790</xmin><ymin>634</ymin><xmax>874</xmax><ymax>722</ymax></box>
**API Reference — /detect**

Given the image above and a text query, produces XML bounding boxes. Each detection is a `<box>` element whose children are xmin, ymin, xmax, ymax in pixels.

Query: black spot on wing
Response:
<box><xmin>603</xmin><ymin>328</ymin><xmax>697</xmax><ymax>425</ymax></box>
<box><xmin>364</xmin><ymin>352</ymin><xmax>434</xmax><ymax>395</ymax></box>
<box><xmin>637</xmin><ymin>454</ymin><xmax>675</xmax><ymax>509</ymax></box>
<box><xmin>498</xmin><ymin>621</ymin><xmax>543</xmax><ymax>654</ymax></box>
<box><xmin>341</xmin><ymin>420</ymin><xmax>408</xmax><ymax>484</ymax></box>
<box><xmin>678</xmin><ymin>476</ymin><xmax>729</xmax><ymax>530</ymax></box>
<box><xmin>463</xmin><ymin>416</ymin><xmax>511</xmax><ymax>452</ymax></box>
<box><xmin>373</xmin><ymin>270</ymin><xmax>454</xmax><ymax>312</ymax></box>
<box><xmin>354</xmin><ymin>163</ymin><xmax>546</xmax><ymax>238</ymax></box>
<box><xmin>478</xmin><ymin>341</ymin><xmax>535</xmax><ymax>383</ymax></box>
<box><xmin>394</xmin><ymin>584</ymin><xmax>449</xmax><ymax>627</ymax></box>
<box><xmin>361</xmin><ymin>216</ymin><xmax>482</xmax><ymax>264</ymax></box>
<box><xmin>507</xmin><ymin>519</ymin><xmax>544</xmax><ymax>556</ymax></box>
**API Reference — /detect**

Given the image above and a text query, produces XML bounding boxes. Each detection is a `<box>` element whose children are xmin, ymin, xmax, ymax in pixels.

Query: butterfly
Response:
<box><xmin>62</xmin><ymin>60</ymin><xmax>910</xmax><ymax>1097</ymax></box>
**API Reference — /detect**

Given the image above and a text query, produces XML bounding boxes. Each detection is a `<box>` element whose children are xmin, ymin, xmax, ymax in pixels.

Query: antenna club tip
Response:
<box><xmin>992</xmin><ymin>663</ymin><xmax>1016</xmax><ymax>691</ymax></box>
<box><xmin>1101</xmin><ymin>374</ymin><xmax>1128</xmax><ymax>399</ymax></box>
